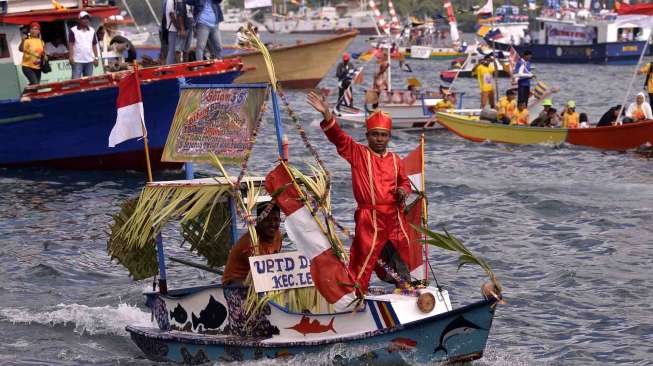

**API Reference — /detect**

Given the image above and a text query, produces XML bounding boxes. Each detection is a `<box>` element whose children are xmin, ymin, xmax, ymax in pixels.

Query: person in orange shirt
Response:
<box><xmin>18</xmin><ymin>22</ymin><xmax>45</xmax><ymax>85</ymax></box>
<box><xmin>222</xmin><ymin>203</ymin><xmax>282</xmax><ymax>286</ymax></box>
<box><xmin>510</xmin><ymin>101</ymin><xmax>529</xmax><ymax>126</ymax></box>
<box><xmin>497</xmin><ymin>89</ymin><xmax>517</xmax><ymax>124</ymax></box>
<box><xmin>561</xmin><ymin>100</ymin><xmax>580</xmax><ymax>128</ymax></box>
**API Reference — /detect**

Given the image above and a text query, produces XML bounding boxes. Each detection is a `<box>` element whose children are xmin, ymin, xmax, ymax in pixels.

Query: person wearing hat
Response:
<box><xmin>531</xmin><ymin>98</ymin><xmax>559</xmax><ymax>127</ymax></box>
<box><xmin>18</xmin><ymin>22</ymin><xmax>45</xmax><ymax>85</ymax></box>
<box><xmin>222</xmin><ymin>203</ymin><xmax>282</xmax><ymax>286</ymax></box>
<box><xmin>624</xmin><ymin>92</ymin><xmax>653</xmax><ymax>123</ymax></box>
<box><xmin>561</xmin><ymin>100</ymin><xmax>580</xmax><ymax>129</ymax></box>
<box><xmin>472</xmin><ymin>54</ymin><xmax>498</xmax><ymax>109</ymax></box>
<box><xmin>335</xmin><ymin>52</ymin><xmax>355</xmax><ymax>111</ymax></box>
<box><xmin>307</xmin><ymin>91</ymin><xmax>413</xmax><ymax>293</ymax></box>
<box><xmin>68</xmin><ymin>11</ymin><xmax>99</xmax><ymax>79</ymax></box>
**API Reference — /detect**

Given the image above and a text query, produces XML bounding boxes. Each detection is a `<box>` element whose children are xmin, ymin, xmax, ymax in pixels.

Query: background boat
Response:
<box><xmin>436</xmin><ymin>112</ymin><xmax>653</xmax><ymax>150</ymax></box>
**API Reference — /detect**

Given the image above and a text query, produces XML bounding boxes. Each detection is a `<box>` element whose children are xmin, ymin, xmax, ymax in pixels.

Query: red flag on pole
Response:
<box><xmin>109</xmin><ymin>72</ymin><xmax>145</xmax><ymax>147</ymax></box>
<box><xmin>402</xmin><ymin>137</ymin><xmax>427</xmax><ymax>281</ymax></box>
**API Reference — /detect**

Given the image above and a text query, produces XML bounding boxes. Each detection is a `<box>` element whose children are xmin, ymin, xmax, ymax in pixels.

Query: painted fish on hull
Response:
<box><xmin>191</xmin><ymin>295</ymin><xmax>227</xmax><ymax>331</ymax></box>
<box><xmin>434</xmin><ymin>316</ymin><xmax>485</xmax><ymax>355</ymax></box>
<box><xmin>169</xmin><ymin>303</ymin><xmax>188</xmax><ymax>324</ymax></box>
<box><xmin>286</xmin><ymin>316</ymin><xmax>337</xmax><ymax>336</ymax></box>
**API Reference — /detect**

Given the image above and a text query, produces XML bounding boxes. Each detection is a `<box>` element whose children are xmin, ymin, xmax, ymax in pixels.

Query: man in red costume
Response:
<box><xmin>307</xmin><ymin>91</ymin><xmax>413</xmax><ymax>293</ymax></box>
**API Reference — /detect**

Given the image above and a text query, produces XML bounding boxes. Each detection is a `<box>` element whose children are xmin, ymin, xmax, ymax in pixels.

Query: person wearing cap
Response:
<box><xmin>531</xmin><ymin>98</ymin><xmax>558</xmax><ymax>127</ymax></box>
<box><xmin>18</xmin><ymin>22</ymin><xmax>45</xmax><ymax>85</ymax></box>
<box><xmin>624</xmin><ymin>92</ymin><xmax>653</xmax><ymax>123</ymax></box>
<box><xmin>68</xmin><ymin>11</ymin><xmax>98</xmax><ymax>79</ymax></box>
<box><xmin>561</xmin><ymin>101</ymin><xmax>580</xmax><ymax>129</ymax></box>
<box><xmin>222</xmin><ymin>203</ymin><xmax>282</xmax><ymax>286</ymax></box>
<box><xmin>335</xmin><ymin>52</ymin><xmax>354</xmax><ymax>111</ymax></box>
<box><xmin>496</xmin><ymin>89</ymin><xmax>517</xmax><ymax>124</ymax></box>
<box><xmin>472</xmin><ymin>54</ymin><xmax>497</xmax><ymax>109</ymax></box>
<box><xmin>307</xmin><ymin>91</ymin><xmax>413</xmax><ymax>293</ymax></box>
<box><xmin>186</xmin><ymin>0</ymin><xmax>223</xmax><ymax>61</ymax></box>
<box><xmin>513</xmin><ymin>50</ymin><xmax>534</xmax><ymax>106</ymax></box>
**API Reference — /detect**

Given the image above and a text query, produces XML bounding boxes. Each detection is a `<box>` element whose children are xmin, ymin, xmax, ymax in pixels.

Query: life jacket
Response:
<box><xmin>645</xmin><ymin>62</ymin><xmax>653</xmax><ymax>89</ymax></box>
<box><xmin>633</xmin><ymin>105</ymin><xmax>646</xmax><ymax>120</ymax></box>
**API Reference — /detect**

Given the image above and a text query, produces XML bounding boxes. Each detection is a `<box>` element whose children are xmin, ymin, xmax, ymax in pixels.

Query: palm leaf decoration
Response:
<box><xmin>417</xmin><ymin>226</ymin><xmax>503</xmax><ymax>295</ymax></box>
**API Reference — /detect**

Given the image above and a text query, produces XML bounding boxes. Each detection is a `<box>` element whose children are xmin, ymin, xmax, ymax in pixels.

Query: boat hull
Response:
<box><xmin>126</xmin><ymin>285</ymin><xmax>495</xmax><ymax>364</ymax></box>
<box><xmin>437</xmin><ymin>112</ymin><xmax>653</xmax><ymax>150</ymax></box>
<box><xmin>493</xmin><ymin>40</ymin><xmax>647</xmax><ymax>65</ymax></box>
<box><xmin>228</xmin><ymin>31</ymin><xmax>357</xmax><ymax>89</ymax></box>
<box><xmin>336</xmin><ymin>100</ymin><xmax>446</xmax><ymax>130</ymax></box>
<box><xmin>0</xmin><ymin>68</ymin><xmax>241</xmax><ymax>170</ymax></box>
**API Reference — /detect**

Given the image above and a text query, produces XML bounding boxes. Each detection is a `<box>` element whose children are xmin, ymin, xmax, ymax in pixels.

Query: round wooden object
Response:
<box><xmin>417</xmin><ymin>292</ymin><xmax>435</xmax><ymax>313</ymax></box>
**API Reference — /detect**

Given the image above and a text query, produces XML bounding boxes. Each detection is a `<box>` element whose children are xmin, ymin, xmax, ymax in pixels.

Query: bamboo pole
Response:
<box><xmin>420</xmin><ymin>133</ymin><xmax>427</xmax><ymax>282</ymax></box>
<box><xmin>133</xmin><ymin>62</ymin><xmax>153</xmax><ymax>182</ymax></box>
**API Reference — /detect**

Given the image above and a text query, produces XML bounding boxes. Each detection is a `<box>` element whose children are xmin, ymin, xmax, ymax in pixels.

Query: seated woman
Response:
<box><xmin>624</xmin><ymin>93</ymin><xmax>652</xmax><ymax>123</ymax></box>
<box><xmin>222</xmin><ymin>203</ymin><xmax>281</xmax><ymax>286</ymax></box>
<box><xmin>596</xmin><ymin>105</ymin><xmax>622</xmax><ymax>127</ymax></box>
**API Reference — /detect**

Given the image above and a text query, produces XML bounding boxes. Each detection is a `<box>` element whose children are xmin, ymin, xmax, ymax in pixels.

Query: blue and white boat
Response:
<box><xmin>0</xmin><ymin>3</ymin><xmax>244</xmax><ymax>170</ymax></box>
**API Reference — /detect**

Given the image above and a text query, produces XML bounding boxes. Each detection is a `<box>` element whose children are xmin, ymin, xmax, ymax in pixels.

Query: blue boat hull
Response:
<box><xmin>493</xmin><ymin>40</ymin><xmax>646</xmax><ymax>65</ymax></box>
<box><xmin>127</xmin><ymin>297</ymin><xmax>496</xmax><ymax>364</ymax></box>
<box><xmin>0</xmin><ymin>70</ymin><xmax>240</xmax><ymax>170</ymax></box>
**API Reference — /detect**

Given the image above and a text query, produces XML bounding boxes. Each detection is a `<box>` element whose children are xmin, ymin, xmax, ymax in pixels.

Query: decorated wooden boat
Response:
<box><xmin>227</xmin><ymin>31</ymin><xmax>358</xmax><ymax>89</ymax></box>
<box><xmin>436</xmin><ymin>112</ymin><xmax>653</xmax><ymax>150</ymax></box>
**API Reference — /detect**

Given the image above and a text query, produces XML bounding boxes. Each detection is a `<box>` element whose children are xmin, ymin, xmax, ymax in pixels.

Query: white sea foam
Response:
<box><xmin>0</xmin><ymin>302</ymin><xmax>154</xmax><ymax>336</ymax></box>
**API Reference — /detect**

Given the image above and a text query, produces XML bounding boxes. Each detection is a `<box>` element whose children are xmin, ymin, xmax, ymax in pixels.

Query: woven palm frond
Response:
<box><xmin>107</xmin><ymin>198</ymin><xmax>159</xmax><ymax>280</ymax></box>
<box><xmin>180</xmin><ymin>200</ymin><xmax>233</xmax><ymax>268</ymax></box>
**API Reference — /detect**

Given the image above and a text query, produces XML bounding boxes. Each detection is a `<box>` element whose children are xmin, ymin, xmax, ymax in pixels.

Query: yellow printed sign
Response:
<box><xmin>162</xmin><ymin>87</ymin><xmax>269</xmax><ymax>163</ymax></box>
<box><xmin>623</xmin><ymin>45</ymin><xmax>638</xmax><ymax>52</ymax></box>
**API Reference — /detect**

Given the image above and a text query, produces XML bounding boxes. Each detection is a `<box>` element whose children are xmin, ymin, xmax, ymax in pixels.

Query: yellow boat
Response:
<box><xmin>228</xmin><ymin>31</ymin><xmax>358</xmax><ymax>88</ymax></box>
<box><xmin>436</xmin><ymin>112</ymin><xmax>568</xmax><ymax>145</ymax></box>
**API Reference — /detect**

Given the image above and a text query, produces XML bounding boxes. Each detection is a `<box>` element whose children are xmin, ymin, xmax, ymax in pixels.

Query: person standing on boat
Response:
<box><xmin>624</xmin><ymin>93</ymin><xmax>653</xmax><ymax>123</ymax></box>
<box><xmin>335</xmin><ymin>53</ymin><xmax>354</xmax><ymax>111</ymax></box>
<box><xmin>513</xmin><ymin>50</ymin><xmax>534</xmax><ymax>106</ymax></box>
<box><xmin>186</xmin><ymin>0</ymin><xmax>223</xmax><ymax>61</ymax></box>
<box><xmin>473</xmin><ymin>54</ymin><xmax>497</xmax><ymax>109</ymax></box>
<box><xmin>162</xmin><ymin>0</ymin><xmax>186</xmax><ymax>64</ymax></box>
<box><xmin>307</xmin><ymin>91</ymin><xmax>413</xmax><ymax>293</ymax></box>
<box><xmin>68</xmin><ymin>11</ymin><xmax>98</xmax><ymax>79</ymax></box>
<box><xmin>222</xmin><ymin>203</ymin><xmax>282</xmax><ymax>286</ymax></box>
<box><xmin>637</xmin><ymin>62</ymin><xmax>653</xmax><ymax>104</ymax></box>
<box><xmin>19</xmin><ymin>22</ymin><xmax>45</xmax><ymax>85</ymax></box>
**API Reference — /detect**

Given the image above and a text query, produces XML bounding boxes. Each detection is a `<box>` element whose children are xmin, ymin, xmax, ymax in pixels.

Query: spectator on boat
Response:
<box><xmin>433</xmin><ymin>92</ymin><xmax>455</xmax><ymax>111</ymax></box>
<box><xmin>596</xmin><ymin>105</ymin><xmax>622</xmax><ymax>127</ymax></box>
<box><xmin>624</xmin><ymin>92</ymin><xmax>653</xmax><ymax>123</ymax></box>
<box><xmin>307</xmin><ymin>91</ymin><xmax>413</xmax><ymax>293</ymax></box>
<box><xmin>371</xmin><ymin>61</ymin><xmax>390</xmax><ymax>109</ymax></box>
<box><xmin>561</xmin><ymin>100</ymin><xmax>580</xmax><ymax>128</ymax></box>
<box><xmin>472</xmin><ymin>54</ymin><xmax>497</xmax><ymax>109</ymax></box>
<box><xmin>236</xmin><ymin>26</ymin><xmax>249</xmax><ymax>47</ymax></box>
<box><xmin>637</xmin><ymin>61</ymin><xmax>653</xmax><ymax>104</ymax></box>
<box><xmin>335</xmin><ymin>53</ymin><xmax>354</xmax><ymax>111</ymax></box>
<box><xmin>531</xmin><ymin>99</ymin><xmax>558</xmax><ymax>127</ymax></box>
<box><xmin>177</xmin><ymin>2</ymin><xmax>195</xmax><ymax>62</ymax></box>
<box><xmin>510</xmin><ymin>101</ymin><xmax>529</xmax><ymax>126</ymax></box>
<box><xmin>19</xmin><ymin>22</ymin><xmax>45</xmax><ymax>85</ymax></box>
<box><xmin>513</xmin><ymin>50</ymin><xmax>534</xmax><ymax>106</ymax></box>
<box><xmin>186</xmin><ymin>0</ymin><xmax>223</xmax><ymax>61</ymax></box>
<box><xmin>391</xmin><ymin>43</ymin><xmax>412</xmax><ymax>73</ymax></box>
<box><xmin>579</xmin><ymin>113</ymin><xmax>590</xmax><ymax>128</ymax></box>
<box><xmin>45</xmin><ymin>35</ymin><xmax>68</xmax><ymax>60</ymax></box>
<box><xmin>162</xmin><ymin>0</ymin><xmax>185</xmax><ymax>64</ymax></box>
<box><xmin>496</xmin><ymin>89</ymin><xmax>517</xmax><ymax>124</ymax></box>
<box><xmin>221</xmin><ymin>203</ymin><xmax>282</xmax><ymax>286</ymax></box>
<box><xmin>109</xmin><ymin>35</ymin><xmax>137</xmax><ymax>63</ymax></box>
<box><xmin>68</xmin><ymin>11</ymin><xmax>99</xmax><ymax>79</ymax></box>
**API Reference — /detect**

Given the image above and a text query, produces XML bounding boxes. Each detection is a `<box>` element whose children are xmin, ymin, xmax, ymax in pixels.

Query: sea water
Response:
<box><xmin>0</xmin><ymin>34</ymin><xmax>652</xmax><ymax>365</ymax></box>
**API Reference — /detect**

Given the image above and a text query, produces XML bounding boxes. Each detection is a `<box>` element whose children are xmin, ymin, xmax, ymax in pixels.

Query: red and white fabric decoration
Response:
<box><xmin>443</xmin><ymin>0</ymin><xmax>460</xmax><ymax>44</ymax></box>
<box><xmin>368</xmin><ymin>0</ymin><xmax>390</xmax><ymax>35</ymax></box>
<box><xmin>402</xmin><ymin>142</ymin><xmax>426</xmax><ymax>280</ymax></box>
<box><xmin>615</xmin><ymin>2</ymin><xmax>653</xmax><ymax>28</ymax></box>
<box><xmin>387</xmin><ymin>0</ymin><xmax>401</xmax><ymax>34</ymax></box>
<box><xmin>109</xmin><ymin>72</ymin><xmax>145</xmax><ymax>147</ymax></box>
<box><xmin>265</xmin><ymin>164</ymin><xmax>358</xmax><ymax>311</ymax></box>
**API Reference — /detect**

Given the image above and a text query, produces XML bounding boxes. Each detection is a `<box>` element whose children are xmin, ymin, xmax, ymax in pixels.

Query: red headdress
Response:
<box><xmin>366</xmin><ymin>110</ymin><xmax>392</xmax><ymax>131</ymax></box>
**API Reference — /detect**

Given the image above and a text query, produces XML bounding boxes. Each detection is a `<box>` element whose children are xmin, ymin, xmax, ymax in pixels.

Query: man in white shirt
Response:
<box><xmin>68</xmin><ymin>11</ymin><xmax>98</xmax><ymax>79</ymax></box>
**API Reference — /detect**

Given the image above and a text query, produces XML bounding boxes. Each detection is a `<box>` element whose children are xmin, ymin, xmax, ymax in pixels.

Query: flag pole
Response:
<box><xmin>132</xmin><ymin>61</ymin><xmax>153</xmax><ymax>182</ymax></box>
<box><xmin>420</xmin><ymin>132</ymin><xmax>428</xmax><ymax>282</ymax></box>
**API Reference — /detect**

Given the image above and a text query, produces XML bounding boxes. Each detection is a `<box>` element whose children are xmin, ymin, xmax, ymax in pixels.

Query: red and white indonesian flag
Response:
<box><xmin>615</xmin><ymin>2</ymin><xmax>653</xmax><ymax>28</ymax></box>
<box><xmin>265</xmin><ymin>164</ymin><xmax>358</xmax><ymax>311</ymax></box>
<box><xmin>109</xmin><ymin>72</ymin><xmax>145</xmax><ymax>148</ymax></box>
<box><xmin>402</xmin><ymin>141</ymin><xmax>426</xmax><ymax>280</ymax></box>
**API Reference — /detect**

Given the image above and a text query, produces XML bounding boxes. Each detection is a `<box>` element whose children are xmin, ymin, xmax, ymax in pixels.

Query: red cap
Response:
<box><xmin>30</xmin><ymin>22</ymin><xmax>40</xmax><ymax>30</ymax></box>
<box><xmin>366</xmin><ymin>110</ymin><xmax>392</xmax><ymax>131</ymax></box>
<box><xmin>343</xmin><ymin>53</ymin><xmax>350</xmax><ymax>61</ymax></box>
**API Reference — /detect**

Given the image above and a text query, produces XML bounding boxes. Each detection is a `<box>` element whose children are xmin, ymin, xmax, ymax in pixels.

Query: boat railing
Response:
<box><xmin>23</xmin><ymin>59</ymin><xmax>245</xmax><ymax>99</ymax></box>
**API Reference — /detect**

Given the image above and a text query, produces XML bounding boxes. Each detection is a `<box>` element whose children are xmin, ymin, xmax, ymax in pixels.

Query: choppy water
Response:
<box><xmin>1</xmin><ymin>34</ymin><xmax>652</xmax><ymax>365</ymax></box>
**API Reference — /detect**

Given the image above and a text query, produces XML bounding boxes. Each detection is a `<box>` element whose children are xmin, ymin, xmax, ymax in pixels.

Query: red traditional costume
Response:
<box><xmin>320</xmin><ymin>111</ymin><xmax>412</xmax><ymax>292</ymax></box>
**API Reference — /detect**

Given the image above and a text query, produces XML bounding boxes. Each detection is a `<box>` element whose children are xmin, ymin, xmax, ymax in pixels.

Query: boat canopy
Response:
<box><xmin>0</xmin><ymin>7</ymin><xmax>120</xmax><ymax>25</ymax></box>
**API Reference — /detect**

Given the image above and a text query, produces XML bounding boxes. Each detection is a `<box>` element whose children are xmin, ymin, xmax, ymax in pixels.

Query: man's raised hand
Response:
<box><xmin>307</xmin><ymin>91</ymin><xmax>332</xmax><ymax>122</ymax></box>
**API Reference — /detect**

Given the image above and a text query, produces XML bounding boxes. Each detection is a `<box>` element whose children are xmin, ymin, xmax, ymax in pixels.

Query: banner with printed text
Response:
<box><xmin>249</xmin><ymin>251</ymin><xmax>314</xmax><ymax>292</ymax></box>
<box><xmin>546</xmin><ymin>23</ymin><xmax>596</xmax><ymax>44</ymax></box>
<box><xmin>162</xmin><ymin>86</ymin><xmax>269</xmax><ymax>163</ymax></box>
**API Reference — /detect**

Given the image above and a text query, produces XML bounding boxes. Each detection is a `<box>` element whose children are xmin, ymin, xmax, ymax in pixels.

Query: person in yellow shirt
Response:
<box><xmin>637</xmin><ymin>62</ymin><xmax>653</xmax><ymax>104</ymax></box>
<box><xmin>18</xmin><ymin>22</ymin><xmax>45</xmax><ymax>85</ymax></box>
<box><xmin>561</xmin><ymin>100</ymin><xmax>580</xmax><ymax>129</ymax></box>
<box><xmin>510</xmin><ymin>101</ymin><xmax>529</xmax><ymax>126</ymax></box>
<box><xmin>433</xmin><ymin>92</ymin><xmax>456</xmax><ymax>111</ymax></box>
<box><xmin>473</xmin><ymin>54</ymin><xmax>497</xmax><ymax>109</ymax></box>
<box><xmin>496</xmin><ymin>89</ymin><xmax>517</xmax><ymax>124</ymax></box>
